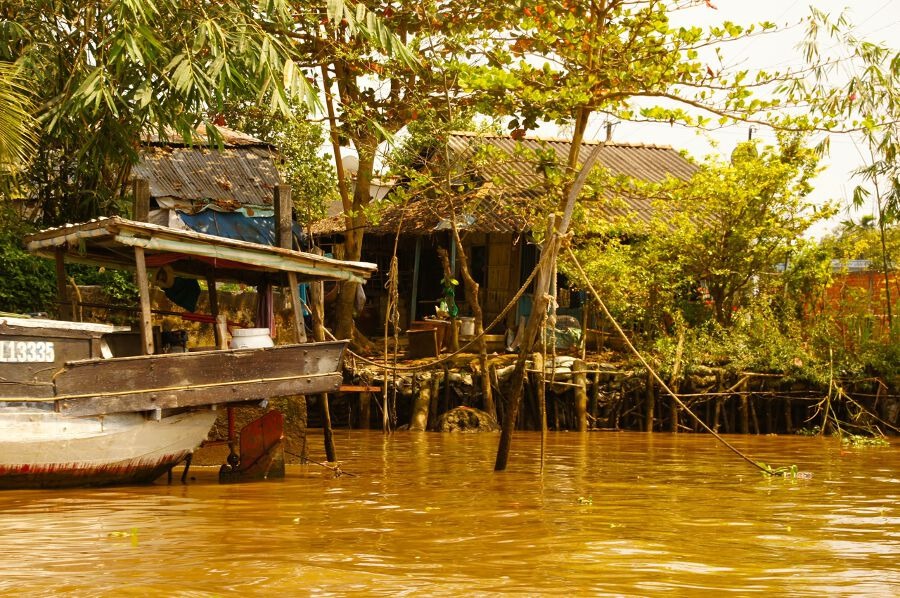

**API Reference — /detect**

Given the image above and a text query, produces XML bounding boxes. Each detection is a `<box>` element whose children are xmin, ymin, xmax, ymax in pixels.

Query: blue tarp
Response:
<box><xmin>177</xmin><ymin>211</ymin><xmax>308</xmax><ymax>249</ymax></box>
<box><xmin>165</xmin><ymin>211</ymin><xmax>308</xmax><ymax>312</ymax></box>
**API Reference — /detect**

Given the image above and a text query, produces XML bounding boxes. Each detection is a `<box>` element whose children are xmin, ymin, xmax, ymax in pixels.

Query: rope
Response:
<box><xmin>564</xmin><ymin>246</ymin><xmax>791</xmax><ymax>476</ymax></box>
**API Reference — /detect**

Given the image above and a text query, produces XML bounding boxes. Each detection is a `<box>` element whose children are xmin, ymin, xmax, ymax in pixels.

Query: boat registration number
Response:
<box><xmin>0</xmin><ymin>341</ymin><xmax>56</xmax><ymax>363</ymax></box>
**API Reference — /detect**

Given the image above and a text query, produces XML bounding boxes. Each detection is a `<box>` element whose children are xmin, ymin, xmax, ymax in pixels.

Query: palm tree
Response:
<box><xmin>0</xmin><ymin>61</ymin><xmax>35</xmax><ymax>186</ymax></box>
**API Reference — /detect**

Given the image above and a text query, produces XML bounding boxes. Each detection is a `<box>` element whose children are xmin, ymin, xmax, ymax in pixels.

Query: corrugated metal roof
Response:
<box><xmin>312</xmin><ymin>132</ymin><xmax>697</xmax><ymax>235</ymax></box>
<box><xmin>133</xmin><ymin>144</ymin><xmax>281</xmax><ymax>209</ymax></box>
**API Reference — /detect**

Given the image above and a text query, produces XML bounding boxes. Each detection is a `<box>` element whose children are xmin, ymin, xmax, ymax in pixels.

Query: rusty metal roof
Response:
<box><xmin>134</xmin><ymin>126</ymin><xmax>281</xmax><ymax>210</ymax></box>
<box><xmin>312</xmin><ymin>132</ymin><xmax>697</xmax><ymax>236</ymax></box>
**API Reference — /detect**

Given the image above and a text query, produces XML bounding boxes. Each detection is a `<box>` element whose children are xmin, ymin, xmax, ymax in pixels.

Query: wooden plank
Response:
<box><xmin>287</xmin><ymin>272</ymin><xmax>307</xmax><ymax>343</ymax></box>
<box><xmin>338</xmin><ymin>385</ymin><xmax>382</xmax><ymax>393</ymax></box>
<box><xmin>56</xmin><ymin>372</ymin><xmax>343</xmax><ymax>416</ymax></box>
<box><xmin>0</xmin><ymin>324</ymin><xmax>104</xmax><ymax>399</ymax></box>
<box><xmin>274</xmin><ymin>184</ymin><xmax>293</xmax><ymax>250</ymax></box>
<box><xmin>133</xmin><ymin>178</ymin><xmax>150</xmax><ymax>222</ymax></box>
<box><xmin>134</xmin><ymin>246</ymin><xmax>154</xmax><ymax>355</ymax></box>
<box><xmin>54</xmin><ymin>341</ymin><xmax>346</xmax><ymax>396</ymax></box>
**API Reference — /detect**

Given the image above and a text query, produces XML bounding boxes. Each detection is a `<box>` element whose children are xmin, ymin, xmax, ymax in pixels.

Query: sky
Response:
<box><xmin>564</xmin><ymin>0</ymin><xmax>900</xmax><ymax>237</ymax></box>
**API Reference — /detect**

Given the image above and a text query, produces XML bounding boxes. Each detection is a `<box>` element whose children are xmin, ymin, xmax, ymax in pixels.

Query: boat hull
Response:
<box><xmin>0</xmin><ymin>406</ymin><xmax>218</xmax><ymax>489</ymax></box>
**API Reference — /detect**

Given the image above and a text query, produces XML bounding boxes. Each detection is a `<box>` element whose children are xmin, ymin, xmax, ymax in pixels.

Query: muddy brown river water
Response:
<box><xmin>0</xmin><ymin>430</ymin><xmax>898</xmax><ymax>596</ymax></box>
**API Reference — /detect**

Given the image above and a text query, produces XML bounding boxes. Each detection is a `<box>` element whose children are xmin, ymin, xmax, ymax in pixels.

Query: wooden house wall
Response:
<box><xmin>460</xmin><ymin>232</ymin><xmax>522</xmax><ymax>329</ymax></box>
<box><xmin>340</xmin><ymin>231</ymin><xmax>527</xmax><ymax>337</ymax></box>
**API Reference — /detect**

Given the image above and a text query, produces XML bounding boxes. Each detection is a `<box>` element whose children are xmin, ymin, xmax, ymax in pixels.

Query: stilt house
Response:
<box><xmin>312</xmin><ymin>132</ymin><xmax>698</xmax><ymax>338</ymax></box>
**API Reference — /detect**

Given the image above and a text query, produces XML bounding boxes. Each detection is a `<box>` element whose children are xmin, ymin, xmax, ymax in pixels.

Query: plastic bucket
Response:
<box><xmin>459</xmin><ymin>316</ymin><xmax>475</xmax><ymax>337</ymax></box>
<box><xmin>229</xmin><ymin>327</ymin><xmax>274</xmax><ymax>349</ymax></box>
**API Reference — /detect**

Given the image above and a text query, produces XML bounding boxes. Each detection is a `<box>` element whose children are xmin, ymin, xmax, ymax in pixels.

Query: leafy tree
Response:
<box><xmin>222</xmin><ymin>103</ymin><xmax>338</xmax><ymax>227</ymax></box>
<box><xmin>567</xmin><ymin>135</ymin><xmax>833</xmax><ymax>330</ymax></box>
<box><xmin>648</xmin><ymin>135</ymin><xmax>831</xmax><ymax>326</ymax></box>
<box><xmin>799</xmin><ymin>8</ymin><xmax>900</xmax><ymax>333</ymax></box>
<box><xmin>0</xmin><ymin>206</ymin><xmax>54</xmax><ymax>314</ymax></box>
<box><xmin>1</xmin><ymin>0</ymin><xmax>410</xmax><ymax>226</ymax></box>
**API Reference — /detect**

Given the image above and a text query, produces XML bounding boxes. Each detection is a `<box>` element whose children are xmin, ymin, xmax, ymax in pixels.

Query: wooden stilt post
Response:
<box><xmin>134</xmin><ymin>246</ymin><xmax>154</xmax><ymax>355</ymax></box>
<box><xmin>645</xmin><ymin>369</ymin><xmax>655</xmax><ymax>432</ymax></box>
<box><xmin>574</xmin><ymin>359</ymin><xmax>588</xmax><ymax>432</ymax></box>
<box><xmin>274</xmin><ymin>184</ymin><xmax>314</xmax><ymax>460</ymax></box>
<box><xmin>133</xmin><ymin>178</ymin><xmax>150</xmax><ymax>222</ymax></box>
<box><xmin>309</xmin><ymin>246</ymin><xmax>336</xmax><ymax>462</ymax></box>
<box><xmin>590</xmin><ymin>370</ymin><xmax>600</xmax><ymax>428</ymax></box>
<box><xmin>409</xmin><ymin>237</ymin><xmax>422</xmax><ymax>324</ymax></box>
<box><xmin>275</xmin><ymin>184</ymin><xmax>306</xmax><ymax>343</ymax></box>
<box><xmin>739</xmin><ymin>387</ymin><xmax>750</xmax><ymax>435</ymax></box>
<box><xmin>784</xmin><ymin>398</ymin><xmax>794</xmax><ymax>433</ymax></box>
<box><xmin>534</xmin><ymin>352</ymin><xmax>546</xmax><ymax>472</ymax></box>
<box><xmin>359</xmin><ymin>392</ymin><xmax>372</xmax><ymax>430</ymax></box>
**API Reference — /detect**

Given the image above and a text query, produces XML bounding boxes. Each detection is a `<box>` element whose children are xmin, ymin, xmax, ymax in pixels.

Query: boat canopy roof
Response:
<box><xmin>25</xmin><ymin>217</ymin><xmax>375</xmax><ymax>286</ymax></box>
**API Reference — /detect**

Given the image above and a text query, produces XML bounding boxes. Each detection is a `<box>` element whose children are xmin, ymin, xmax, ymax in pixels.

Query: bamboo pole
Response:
<box><xmin>669</xmin><ymin>329</ymin><xmax>685</xmax><ymax>433</ymax></box>
<box><xmin>534</xmin><ymin>352</ymin><xmax>546</xmax><ymax>473</ymax></box>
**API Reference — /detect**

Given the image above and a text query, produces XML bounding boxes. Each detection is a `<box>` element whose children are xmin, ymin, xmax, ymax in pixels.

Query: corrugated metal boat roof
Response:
<box><xmin>25</xmin><ymin>217</ymin><xmax>375</xmax><ymax>285</ymax></box>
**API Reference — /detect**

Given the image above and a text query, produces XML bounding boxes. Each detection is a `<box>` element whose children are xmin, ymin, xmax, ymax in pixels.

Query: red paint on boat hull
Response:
<box><xmin>0</xmin><ymin>451</ymin><xmax>192</xmax><ymax>489</ymax></box>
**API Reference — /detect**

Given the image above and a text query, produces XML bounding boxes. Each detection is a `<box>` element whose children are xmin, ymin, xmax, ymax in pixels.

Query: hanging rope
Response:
<box><xmin>564</xmin><ymin>245</ymin><xmax>797</xmax><ymax>477</ymax></box>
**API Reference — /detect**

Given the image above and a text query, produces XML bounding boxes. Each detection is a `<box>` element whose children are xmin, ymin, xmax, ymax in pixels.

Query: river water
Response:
<box><xmin>0</xmin><ymin>431</ymin><xmax>898</xmax><ymax>596</ymax></box>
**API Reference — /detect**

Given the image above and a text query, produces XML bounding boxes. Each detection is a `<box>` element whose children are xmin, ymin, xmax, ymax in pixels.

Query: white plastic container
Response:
<box><xmin>229</xmin><ymin>328</ymin><xmax>274</xmax><ymax>349</ymax></box>
<box><xmin>459</xmin><ymin>316</ymin><xmax>475</xmax><ymax>338</ymax></box>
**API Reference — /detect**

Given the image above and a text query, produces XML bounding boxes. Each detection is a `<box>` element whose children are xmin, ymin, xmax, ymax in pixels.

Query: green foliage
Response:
<box><xmin>4</xmin><ymin>0</ymin><xmax>323</xmax><ymax>224</ymax></box>
<box><xmin>757</xmin><ymin>462</ymin><xmax>804</xmax><ymax>479</ymax></box>
<box><xmin>222</xmin><ymin>103</ymin><xmax>338</xmax><ymax>226</ymax></box>
<box><xmin>69</xmin><ymin>266</ymin><xmax>137</xmax><ymax>304</ymax></box>
<box><xmin>566</xmin><ymin>135</ymin><xmax>832</xmax><ymax>338</ymax></box>
<box><xmin>0</xmin><ymin>209</ymin><xmax>54</xmax><ymax>314</ymax></box>
<box><xmin>0</xmin><ymin>208</ymin><xmax>137</xmax><ymax>314</ymax></box>
<box><xmin>459</xmin><ymin>2</ymin><xmax>786</xmax><ymax>135</ymax></box>
<box><xmin>801</xmin><ymin>10</ymin><xmax>900</xmax><ymax>333</ymax></box>
<box><xmin>0</xmin><ymin>60</ymin><xmax>36</xmax><ymax>187</ymax></box>
<box><xmin>1</xmin><ymin>0</ymin><xmax>413</xmax><ymax>226</ymax></box>
<box><xmin>841</xmin><ymin>434</ymin><xmax>889</xmax><ymax>448</ymax></box>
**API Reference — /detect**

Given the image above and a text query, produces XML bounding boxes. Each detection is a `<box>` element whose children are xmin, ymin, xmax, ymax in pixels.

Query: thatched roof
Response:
<box><xmin>311</xmin><ymin>132</ymin><xmax>697</xmax><ymax>236</ymax></box>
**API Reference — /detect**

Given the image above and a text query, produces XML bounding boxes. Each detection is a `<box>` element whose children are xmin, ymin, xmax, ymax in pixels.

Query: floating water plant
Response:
<box><xmin>841</xmin><ymin>434</ymin><xmax>890</xmax><ymax>448</ymax></box>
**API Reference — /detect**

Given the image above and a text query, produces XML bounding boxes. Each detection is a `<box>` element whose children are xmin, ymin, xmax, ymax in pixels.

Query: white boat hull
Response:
<box><xmin>0</xmin><ymin>406</ymin><xmax>218</xmax><ymax>489</ymax></box>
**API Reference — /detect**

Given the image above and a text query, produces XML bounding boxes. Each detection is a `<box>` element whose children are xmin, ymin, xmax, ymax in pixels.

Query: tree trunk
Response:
<box><xmin>410</xmin><ymin>374</ymin><xmax>431</xmax><ymax>431</ymax></box>
<box><xmin>495</xmin><ymin>137</ymin><xmax>609</xmax><ymax>471</ymax></box>
<box><xmin>447</xmin><ymin>221</ymin><xmax>495</xmax><ymax>419</ymax></box>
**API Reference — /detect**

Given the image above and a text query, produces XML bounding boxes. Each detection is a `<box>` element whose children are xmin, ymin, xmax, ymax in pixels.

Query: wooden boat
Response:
<box><xmin>0</xmin><ymin>215</ymin><xmax>375</xmax><ymax>488</ymax></box>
